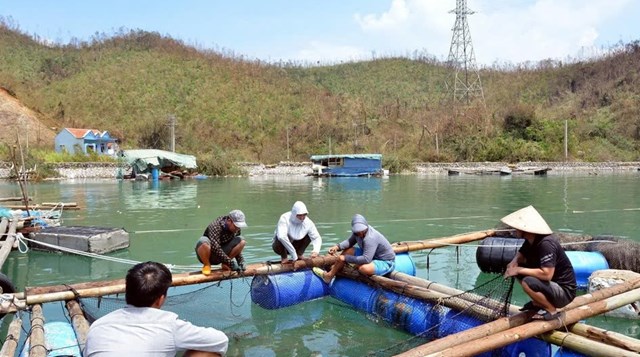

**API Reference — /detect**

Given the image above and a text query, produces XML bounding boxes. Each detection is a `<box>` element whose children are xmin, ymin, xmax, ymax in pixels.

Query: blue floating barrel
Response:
<box><xmin>475</xmin><ymin>237</ymin><xmax>524</xmax><ymax>273</ymax></box>
<box><xmin>372</xmin><ymin>289</ymin><xmax>442</xmax><ymax>335</ymax></box>
<box><xmin>250</xmin><ymin>270</ymin><xmax>329</xmax><ymax>309</ymax></box>
<box><xmin>394</xmin><ymin>252</ymin><xmax>416</xmax><ymax>276</ymax></box>
<box><xmin>20</xmin><ymin>321</ymin><xmax>81</xmax><ymax>357</ymax></box>
<box><xmin>566</xmin><ymin>251</ymin><xmax>609</xmax><ymax>289</ymax></box>
<box><xmin>151</xmin><ymin>167</ymin><xmax>159</xmax><ymax>181</ymax></box>
<box><xmin>553</xmin><ymin>347</ymin><xmax>589</xmax><ymax>357</ymax></box>
<box><xmin>330</xmin><ymin>277</ymin><xmax>379</xmax><ymax>313</ymax></box>
<box><xmin>504</xmin><ymin>338</ymin><xmax>551</xmax><ymax>357</ymax></box>
<box><xmin>438</xmin><ymin>310</ymin><xmax>484</xmax><ymax>338</ymax></box>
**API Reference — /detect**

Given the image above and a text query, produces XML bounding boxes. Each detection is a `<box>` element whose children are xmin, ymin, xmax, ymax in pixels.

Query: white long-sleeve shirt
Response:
<box><xmin>274</xmin><ymin>210</ymin><xmax>322</xmax><ymax>260</ymax></box>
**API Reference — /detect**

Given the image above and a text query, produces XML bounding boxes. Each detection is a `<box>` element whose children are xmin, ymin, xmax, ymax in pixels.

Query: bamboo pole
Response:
<box><xmin>0</xmin><ymin>314</ymin><xmax>22</xmax><ymax>357</ymax></box>
<box><xmin>542</xmin><ymin>331</ymin><xmax>638</xmax><ymax>357</ymax></box>
<box><xmin>0</xmin><ymin>197</ymin><xmax>31</xmax><ymax>202</ymax></box>
<box><xmin>395</xmin><ymin>276</ymin><xmax>640</xmax><ymax>357</ymax></box>
<box><xmin>10</xmin><ymin>256</ymin><xmax>339</xmax><ymax>308</ymax></box>
<box><xmin>3</xmin><ymin>230</ymin><xmax>497</xmax><ymax>311</ymax></box>
<box><xmin>41</xmin><ymin>202</ymin><xmax>77</xmax><ymax>207</ymax></box>
<box><xmin>0</xmin><ymin>218</ymin><xmax>8</xmax><ymax>239</ymax></box>
<box><xmin>16</xmin><ymin>230</ymin><xmax>498</xmax><ymax>304</ymax></box>
<box><xmin>426</xmin><ymin>288</ymin><xmax>640</xmax><ymax>357</ymax></box>
<box><xmin>391</xmin><ymin>230</ymin><xmax>496</xmax><ymax>253</ymax></box>
<box><xmin>66</xmin><ymin>300</ymin><xmax>90</xmax><ymax>352</ymax></box>
<box><xmin>29</xmin><ymin>304</ymin><xmax>46</xmax><ymax>357</ymax></box>
<box><xmin>567</xmin><ymin>323</ymin><xmax>640</xmax><ymax>352</ymax></box>
<box><xmin>0</xmin><ymin>220</ymin><xmax>18</xmax><ymax>268</ymax></box>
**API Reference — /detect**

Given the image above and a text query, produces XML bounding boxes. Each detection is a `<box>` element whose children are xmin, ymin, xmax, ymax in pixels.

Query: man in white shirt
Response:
<box><xmin>272</xmin><ymin>201</ymin><xmax>322</xmax><ymax>264</ymax></box>
<box><xmin>84</xmin><ymin>261</ymin><xmax>229</xmax><ymax>356</ymax></box>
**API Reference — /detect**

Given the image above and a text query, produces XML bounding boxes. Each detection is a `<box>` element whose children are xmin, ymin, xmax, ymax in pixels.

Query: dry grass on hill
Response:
<box><xmin>0</xmin><ymin>87</ymin><xmax>56</xmax><ymax>149</ymax></box>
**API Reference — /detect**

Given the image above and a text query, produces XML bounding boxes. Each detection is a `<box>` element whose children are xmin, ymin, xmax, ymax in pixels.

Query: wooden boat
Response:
<box><xmin>448</xmin><ymin>166</ymin><xmax>551</xmax><ymax>176</ymax></box>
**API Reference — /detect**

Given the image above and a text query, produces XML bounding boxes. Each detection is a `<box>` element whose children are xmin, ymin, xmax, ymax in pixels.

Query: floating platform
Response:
<box><xmin>31</xmin><ymin>226</ymin><xmax>129</xmax><ymax>254</ymax></box>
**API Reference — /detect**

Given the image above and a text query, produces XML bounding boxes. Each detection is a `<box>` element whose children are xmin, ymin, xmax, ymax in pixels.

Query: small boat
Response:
<box><xmin>448</xmin><ymin>166</ymin><xmax>551</xmax><ymax>176</ymax></box>
<box><xmin>310</xmin><ymin>154</ymin><xmax>387</xmax><ymax>177</ymax></box>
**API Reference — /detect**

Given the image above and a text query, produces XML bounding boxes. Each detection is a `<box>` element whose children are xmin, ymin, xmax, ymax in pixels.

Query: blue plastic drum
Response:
<box><xmin>566</xmin><ymin>251</ymin><xmax>609</xmax><ymax>289</ymax></box>
<box><xmin>250</xmin><ymin>269</ymin><xmax>330</xmax><ymax>309</ymax></box>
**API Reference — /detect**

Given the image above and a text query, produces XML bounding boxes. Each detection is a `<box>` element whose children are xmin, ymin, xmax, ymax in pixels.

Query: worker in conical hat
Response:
<box><xmin>502</xmin><ymin>206</ymin><xmax>577</xmax><ymax>321</ymax></box>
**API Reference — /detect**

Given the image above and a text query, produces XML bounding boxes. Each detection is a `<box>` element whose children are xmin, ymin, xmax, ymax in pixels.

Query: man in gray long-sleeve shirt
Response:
<box><xmin>313</xmin><ymin>214</ymin><xmax>395</xmax><ymax>284</ymax></box>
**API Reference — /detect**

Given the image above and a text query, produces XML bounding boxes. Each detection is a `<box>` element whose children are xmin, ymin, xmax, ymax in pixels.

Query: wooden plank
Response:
<box><xmin>0</xmin><ymin>314</ymin><xmax>22</xmax><ymax>357</ymax></box>
<box><xmin>29</xmin><ymin>304</ymin><xmax>46</xmax><ymax>357</ymax></box>
<box><xmin>66</xmin><ymin>300</ymin><xmax>90</xmax><ymax>352</ymax></box>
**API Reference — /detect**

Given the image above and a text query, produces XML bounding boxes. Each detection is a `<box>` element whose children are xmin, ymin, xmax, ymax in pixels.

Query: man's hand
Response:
<box><xmin>504</xmin><ymin>265</ymin><xmax>520</xmax><ymax>278</ymax></box>
<box><xmin>310</xmin><ymin>252</ymin><xmax>319</xmax><ymax>258</ymax></box>
<box><xmin>221</xmin><ymin>263</ymin><xmax>232</xmax><ymax>272</ymax></box>
<box><xmin>328</xmin><ymin>245</ymin><xmax>339</xmax><ymax>255</ymax></box>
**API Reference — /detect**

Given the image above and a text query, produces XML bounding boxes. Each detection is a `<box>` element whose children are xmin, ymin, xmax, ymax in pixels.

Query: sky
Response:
<box><xmin>1</xmin><ymin>0</ymin><xmax>639</xmax><ymax>66</ymax></box>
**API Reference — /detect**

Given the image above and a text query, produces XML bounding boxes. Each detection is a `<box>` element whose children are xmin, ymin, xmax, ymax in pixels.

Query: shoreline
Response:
<box><xmin>0</xmin><ymin>161</ymin><xmax>638</xmax><ymax>179</ymax></box>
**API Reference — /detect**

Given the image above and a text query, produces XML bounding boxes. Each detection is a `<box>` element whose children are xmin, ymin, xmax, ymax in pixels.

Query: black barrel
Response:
<box><xmin>476</xmin><ymin>237</ymin><xmax>525</xmax><ymax>273</ymax></box>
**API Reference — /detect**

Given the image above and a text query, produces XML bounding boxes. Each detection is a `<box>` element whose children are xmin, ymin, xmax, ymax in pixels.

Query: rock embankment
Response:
<box><xmin>0</xmin><ymin>161</ymin><xmax>638</xmax><ymax>179</ymax></box>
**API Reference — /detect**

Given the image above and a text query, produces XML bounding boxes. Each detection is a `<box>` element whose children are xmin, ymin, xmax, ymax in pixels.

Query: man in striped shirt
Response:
<box><xmin>195</xmin><ymin>209</ymin><xmax>248</xmax><ymax>275</ymax></box>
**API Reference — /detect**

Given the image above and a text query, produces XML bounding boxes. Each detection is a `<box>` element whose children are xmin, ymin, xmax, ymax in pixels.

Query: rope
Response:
<box><xmin>15</xmin><ymin>235</ymin><xmax>201</xmax><ymax>272</ymax></box>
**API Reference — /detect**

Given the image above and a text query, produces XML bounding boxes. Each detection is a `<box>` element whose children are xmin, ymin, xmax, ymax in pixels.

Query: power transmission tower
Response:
<box><xmin>445</xmin><ymin>0</ymin><xmax>485</xmax><ymax>105</ymax></box>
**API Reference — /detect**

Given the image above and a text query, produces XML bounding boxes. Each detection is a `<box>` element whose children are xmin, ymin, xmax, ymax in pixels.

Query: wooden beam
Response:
<box><xmin>0</xmin><ymin>314</ymin><xmax>22</xmax><ymax>357</ymax></box>
<box><xmin>66</xmin><ymin>300</ymin><xmax>90</xmax><ymax>352</ymax></box>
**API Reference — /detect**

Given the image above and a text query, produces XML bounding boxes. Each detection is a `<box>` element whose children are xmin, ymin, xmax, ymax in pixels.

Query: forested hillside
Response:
<box><xmin>1</xmin><ymin>19</ymin><xmax>639</xmax><ymax>170</ymax></box>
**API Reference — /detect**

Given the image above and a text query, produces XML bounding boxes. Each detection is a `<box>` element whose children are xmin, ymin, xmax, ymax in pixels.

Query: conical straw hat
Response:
<box><xmin>500</xmin><ymin>205</ymin><xmax>552</xmax><ymax>235</ymax></box>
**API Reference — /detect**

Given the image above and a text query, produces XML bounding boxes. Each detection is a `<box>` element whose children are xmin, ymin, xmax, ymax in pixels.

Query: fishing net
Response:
<box><xmin>76</xmin><ymin>267</ymin><xmax>519</xmax><ymax>356</ymax></box>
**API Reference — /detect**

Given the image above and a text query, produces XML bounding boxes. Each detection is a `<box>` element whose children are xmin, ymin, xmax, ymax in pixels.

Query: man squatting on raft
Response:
<box><xmin>84</xmin><ymin>261</ymin><xmax>228</xmax><ymax>356</ymax></box>
<box><xmin>502</xmin><ymin>205</ymin><xmax>577</xmax><ymax>321</ymax></box>
<box><xmin>195</xmin><ymin>209</ymin><xmax>248</xmax><ymax>275</ymax></box>
<box><xmin>314</xmin><ymin>214</ymin><xmax>395</xmax><ymax>284</ymax></box>
<box><xmin>272</xmin><ymin>201</ymin><xmax>322</xmax><ymax>264</ymax></box>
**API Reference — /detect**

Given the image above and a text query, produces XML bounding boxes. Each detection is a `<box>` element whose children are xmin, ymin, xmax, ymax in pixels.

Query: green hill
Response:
<box><xmin>1</xmin><ymin>19</ymin><xmax>639</xmax><ymax>170</ymax></box>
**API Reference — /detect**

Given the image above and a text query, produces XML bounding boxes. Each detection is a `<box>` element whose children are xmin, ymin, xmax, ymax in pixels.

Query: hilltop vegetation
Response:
<box><xmin>1</xmin><ymin>18</ymin><xmax>639</xmax><ymax>173</ymax></box>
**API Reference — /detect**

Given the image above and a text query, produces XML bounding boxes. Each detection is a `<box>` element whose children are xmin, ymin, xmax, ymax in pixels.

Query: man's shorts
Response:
<box><xmin>195</xmin><ymin>236</ymin><xmax>243</xmax><ymax>264</ymax></box>
<box><xmin>354</xmin><ymin>247</ymin><xmax>395</xmax><ymax>275</ymax></box>
<box><xmin>522</xmin><ymin>276</ymin><xmax>574</xmax><ymax>308</ymax></box>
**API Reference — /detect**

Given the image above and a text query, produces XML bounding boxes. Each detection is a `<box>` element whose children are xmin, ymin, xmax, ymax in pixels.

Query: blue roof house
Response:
<box><xmin>54</xmin><ymin>128</ymin><xmax>119</xmax><ymax>156</ymax></box>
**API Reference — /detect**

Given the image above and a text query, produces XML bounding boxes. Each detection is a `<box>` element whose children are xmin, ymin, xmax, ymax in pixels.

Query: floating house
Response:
<box><xmin>310</xmin><ymin>154</ymin><xmax>385</xmax><ymax>177</ymax></box>
<box><xmin>54</xmin><ymin>128</ymin><xmax>119</xmax><ymax>156</ymax></box>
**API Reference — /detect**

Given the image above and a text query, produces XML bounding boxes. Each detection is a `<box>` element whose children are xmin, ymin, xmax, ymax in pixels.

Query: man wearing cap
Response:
<box><xmin>272</xmin><ymin>201</ymin><xmax>322</xmax><ymax>264</ymax></box>
<box><xmin>313</xmin><ymin>214</ymin><xmax>395</xmax><ymax>284</ymax></box>
<box><xmin>502</xmin><ymin>205</ymin><xmax>576</xmax><ymax>320</ymax></box>
<box><xmin>195</xmin><ymin>209</ymin><xmax>248</xmax><ymax>275</ymax></box>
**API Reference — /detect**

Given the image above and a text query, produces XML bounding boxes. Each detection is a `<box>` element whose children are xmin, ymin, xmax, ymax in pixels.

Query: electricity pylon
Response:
<box><xmin>445</xmin><ymin>0</ymin><xmax>485</xmax><ymax>105</ymax></box>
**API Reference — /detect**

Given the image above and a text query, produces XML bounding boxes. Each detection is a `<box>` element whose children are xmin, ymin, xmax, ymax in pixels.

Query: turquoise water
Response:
<box><xmin>1</xmin><ymin>173</ymin><xmax>639</xmax><ymax>355</ymax></box>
